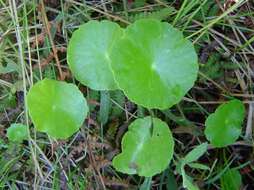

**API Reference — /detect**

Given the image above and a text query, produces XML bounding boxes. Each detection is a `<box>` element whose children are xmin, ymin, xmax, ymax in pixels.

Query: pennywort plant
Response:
<box><xmin>66</xmin><ymin>18</ymin><xmax>198</xmax><ymax>177</ymax></box>
<box><xmin>67</xmin><ymin>19</ymin><xmax>198</xmax><ymax>109</ymax></box>
<box><xmin>24</xmin><ymin>18</ymin><xmax>245</xmax><ymax>188</ymax></box>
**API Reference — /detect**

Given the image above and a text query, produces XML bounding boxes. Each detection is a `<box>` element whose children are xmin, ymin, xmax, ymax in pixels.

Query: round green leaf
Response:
<box><xmin>112</xmin><ymin>116</ymin><xmax>174</xmax><ymax>177</ymax></box>
<box><xmin>7</xmin><ymin>123</ymin><xmax>28</xmax><ymax>143</ymax></box>
<box><xmin>205</xmin><ymin>99</ymin><xmax>245</xmax><ymax>148</ymax></box>
<box><xmin>27</xmin><ymin>79</ymin><xmax>88</xmax><ymax>139</ymax></box>
<box><xmin>110</xmin><ymin>19</ymin><xmax>198</xmax><ymax>109</ymax></box>
<box><xmin>67</xmin><ymin>20</ymin><xmax>123</xmax><ymax>90</ymax></box>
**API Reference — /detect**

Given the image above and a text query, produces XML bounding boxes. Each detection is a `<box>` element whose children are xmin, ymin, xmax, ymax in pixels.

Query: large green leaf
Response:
<box><xmin>110</xmin><ymin>19</ymin><xmax>198</xmax><ymax>109</ymax></box>
<box><xmin>220</xmin><ymin>169</ymin><xmax>242</xmax><ymax>190</ymax></box>
<box><xmin>27</xmin><ymin>79</ymin><xmax>88</xmax><ymax>139</ymax></box>
<box><xmin>7</xmin><ymin>123</ymin><xmax>28</xmax><ymax>143</ymax></box>
<box><xmin>67</xmin><ymin>20</ymin><xmax>123</xmax><ymax>90</ymax></box>
<box><xmin>112</xmin><ymin>116</ymin><xmax>174</xmax><ymax>177</ymax></box>
<box><xmin>205</xmin><ymin>99</ymin><xmax>245</xmax><ymax>147</ymax></box>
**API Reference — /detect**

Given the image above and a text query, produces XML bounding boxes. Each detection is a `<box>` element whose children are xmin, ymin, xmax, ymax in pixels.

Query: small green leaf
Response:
<box><xmin>7</xmin><ymin>123</ymin><xmax>28</xmax><ymax>143</ymax></box>
<box><xmin>112</xmin><ymin>116</ymin><xmax>174</xmax><ymax>177</ymax></box>
<box><xmin>110</xmin><ymin>19</ymin><xmax>198</xmax><ymax>109</ymax></box>
<box><xmin>67</xmin><ymin>20</ymin><xmax>123</xmax><ymax>90</ymax></box>
<box><xmin>183</xmin><ymin>143</ymin><xmax>208</xmax><ymax>164</ymax></box>
<box><xmin>187</xmin><ymin>163</ymin><xmax>210</xmax><ymax>170</ymax></box>
<box><xmin>27</xmin><ymin>79</ymin><xmax>88</xmax><ymax>139</ymax></box>
<box><xmin>205</xmin><ymin>99</ymin><xmax>245</xmax><ymax>147</ymax></box>
<box><xmin>220</xmin><ymin>169</ymin><xmax>242</xmax><ymax>190</ymax></box>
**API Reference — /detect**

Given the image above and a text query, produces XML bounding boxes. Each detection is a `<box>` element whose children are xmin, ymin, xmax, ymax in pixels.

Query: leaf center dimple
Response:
<box><xmin>151</xmin><ymin>63</ymin><xmax>156</xmax><ymax>71</ymax></box>
<box><xmin>52</xmin><ymin>105</ymin><xmax>57</xmax><ymax>111</ymax></box>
